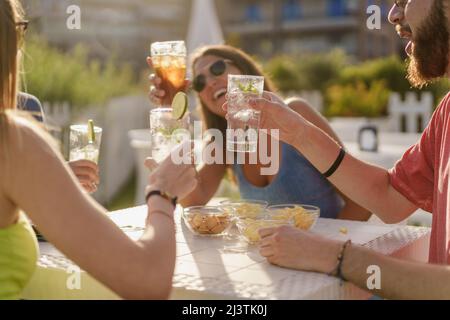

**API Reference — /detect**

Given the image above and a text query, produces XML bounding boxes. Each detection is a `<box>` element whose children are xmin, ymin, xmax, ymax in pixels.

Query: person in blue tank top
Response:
<box><xmin>148</xmin><ymin>45</ymin><xmax>371</xmax><ymax>220</ymax></box>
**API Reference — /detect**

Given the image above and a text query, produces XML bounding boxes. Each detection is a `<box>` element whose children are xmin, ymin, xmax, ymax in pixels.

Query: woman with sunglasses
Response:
<box><xmin>147</xmin><ymin>45</ymin><xmax>370</xmax><ymax>221</ymax></box>
<box><xmin>0</xmin><ymin>0</ymin><xmax>197</xmax><ymax>299</ymax></box>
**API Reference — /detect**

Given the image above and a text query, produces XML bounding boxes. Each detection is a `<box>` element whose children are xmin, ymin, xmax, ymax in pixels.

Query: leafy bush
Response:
<box><xmin>326</xmin><ymin>80</ymin><xmax>390</xmax><ymax>118</ymax></box>
<box><xmin>338</xmin><ymin>55</ymin><xmax>448</xmax><ymax>106</ymax></box>
<box><xmin>264</xmin><ymin>55</ymin><xmax>302</xmax><ymax>92</ymax></box>
<box><xmin>264</xmin><ymin>49</ymin><xmax>347</xmax><ymax>94</ymax></box>
<box><xmin>264</xmin><ymin>51</ymin><xmax>449</xmax><ymax>117</ymax></box>
<box><xmin>295</xmin><ymin>49</ymin><xmax>347</xmax><ymax>93</ymax></box>
<box><xmin>339</xmin><ymin>56</ymin><xmax>408</xmax><ymax>93</ymax></box>
<box><xmin>22</xmin><ymin>36</ymin><xmax>137</xmax><ymax>113</ymax></box>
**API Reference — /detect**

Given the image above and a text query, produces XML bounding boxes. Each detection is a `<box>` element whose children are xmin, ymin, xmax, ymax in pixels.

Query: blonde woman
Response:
<box><xmin>0</xmin><ymin>0</ymin><xmax>197</xmax><ymax>300</ymax></box>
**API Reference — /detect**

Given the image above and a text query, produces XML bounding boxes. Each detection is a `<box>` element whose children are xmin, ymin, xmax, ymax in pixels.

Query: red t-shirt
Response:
<box><xmin>389</xmin><ymin>92</ymin><xmax>450</xmax><ymax>264</ymax></box>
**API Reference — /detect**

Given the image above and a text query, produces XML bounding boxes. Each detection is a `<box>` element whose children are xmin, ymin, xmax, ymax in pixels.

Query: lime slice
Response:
<box><xmin>171</xmin><ymin>92</ymin><xmax>188</xmax><ymax>120</ymax></box>
<box><xmin>87</xmin><ymin>119</ymin><xmax>95</xmax><ymax>143</ymax></box>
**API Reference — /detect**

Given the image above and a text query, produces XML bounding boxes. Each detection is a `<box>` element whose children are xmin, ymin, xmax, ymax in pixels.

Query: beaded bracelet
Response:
<box><xmin>328</xmin><ymin>239</ymin><xmax>352</xmax><ymax>285</ymax></box>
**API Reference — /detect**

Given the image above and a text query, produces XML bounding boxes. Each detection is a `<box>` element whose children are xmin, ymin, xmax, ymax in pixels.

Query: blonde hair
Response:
<box><xmin>0</xmin><ymin>0</ymin><xmax>25</xmax><ymax>159</ymax></box>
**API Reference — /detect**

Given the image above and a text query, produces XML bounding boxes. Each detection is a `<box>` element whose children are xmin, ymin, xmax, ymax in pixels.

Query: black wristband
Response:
<box><xmin>323</xmin><ymin>147</ymin><xmax>346</xmax><ymax>178</ymax></box>
<box><xmin>145</xmin><ymin>190</ymin><xmax>177</xmax><ymax>207</ymax></box>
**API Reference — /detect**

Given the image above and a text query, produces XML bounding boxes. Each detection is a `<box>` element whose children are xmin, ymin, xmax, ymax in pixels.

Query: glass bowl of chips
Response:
<box><xmin>219</xmin><ymin>199</ymin><xmax>268</xmax><ymax>220</ymax></box>
<box><xmin>267</xmin><ymin>204</ymin><xmax>319</xmax><ymax>231</ymax></box>
<box><xmin>235</xmin><ymin>213</ymin><xmax>292</xmax><ymax>244</ymax></box>
<box><xmin>182</xmin><ymin>206</ymin><xmax>233</xmax><ymax>236</ymax></box>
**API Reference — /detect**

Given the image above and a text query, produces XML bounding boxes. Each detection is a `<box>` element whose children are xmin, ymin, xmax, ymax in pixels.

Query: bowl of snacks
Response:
<box><xmin>182</xmin><ymin>206</ymin><xmax>233</xmax><ymax>236</ymax></box>
<box><xmin>219</xmin><ymin>199</ymin><xmax>268</xmax><ymax>219</ymax></box>
<box><xmin>267</xmin><ymin>204</ymin><xmax>319</xmax><ymax>231</ymax></box>
<box><xmin>235</xmin><ymin>214</ymin><xmax>291</xmax><ymax>244</ymax></box>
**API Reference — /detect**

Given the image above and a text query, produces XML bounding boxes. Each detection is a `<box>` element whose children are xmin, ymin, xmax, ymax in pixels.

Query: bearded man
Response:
<box><xmin>235</xmin><ymin>0</ymin><xmax>450</xmax><ymax>299</ymax></box>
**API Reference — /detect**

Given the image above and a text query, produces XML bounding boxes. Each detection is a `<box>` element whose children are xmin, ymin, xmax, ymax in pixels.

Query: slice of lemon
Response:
<box><xmin>171</xmin><ymin>92</ymin><xmax>188</xmax><ymax>120</ymax></box>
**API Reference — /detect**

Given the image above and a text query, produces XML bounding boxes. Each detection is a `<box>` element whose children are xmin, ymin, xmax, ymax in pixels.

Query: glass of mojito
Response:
<box><xmin>150</xmin><ymin>108</ymin><xmax>190</xmax><ymax>163</ymax></box>
<box><xmin>226</xmin><ymin>75</ymin><xmax>264</xmax><ymax>153</ymax></box>
<box><xmin>69</xmin><ymin>120</ymin><xmax>102</xmax><ymax>164</ymax></box>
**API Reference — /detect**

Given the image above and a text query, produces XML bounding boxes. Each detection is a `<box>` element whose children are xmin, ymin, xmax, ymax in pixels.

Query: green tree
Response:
<box><xmin>23</xmin><ymin>36</ymin><xmax>137</xmax><ymax>113</ymax></box>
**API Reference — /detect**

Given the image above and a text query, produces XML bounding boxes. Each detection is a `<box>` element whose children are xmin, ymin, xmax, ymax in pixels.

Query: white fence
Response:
<box><xmin>388</xmin><ymin>92</ymin><xmax>433</xmax><ymax>133</ymax></box>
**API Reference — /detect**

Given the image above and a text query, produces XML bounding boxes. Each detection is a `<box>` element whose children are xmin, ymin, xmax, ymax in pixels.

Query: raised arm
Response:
<box><xmin>4</xmin><ymin>118</ymin><xmax>197</xmax><ymax>299</ymax></box>
<box><xmin>248</xmin><ymin>93</ymin><xmax>417</xmax><ymax>223</ymax></box>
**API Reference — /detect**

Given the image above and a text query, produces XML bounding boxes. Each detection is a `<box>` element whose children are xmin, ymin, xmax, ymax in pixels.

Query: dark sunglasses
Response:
<box><xmin>394</xmin><ymin>0</ymin><xmax>407</xmax><ymax>8</ymax></box>
<box><xmin>193</xmin><ymin>59</ymin><xmax>231</xmax><ymax>92</ymax></box>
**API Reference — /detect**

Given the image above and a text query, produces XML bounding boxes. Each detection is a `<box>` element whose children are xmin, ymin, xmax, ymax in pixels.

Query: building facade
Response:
<box><xmin>22</xmin><ymin>0</ymin><xmax>404</xmax><ymax>66</ymax></box>
<box><xmin>22</xmin><ymin>0</ymin><xmax>192</xmax><ymax>68</ymax></box>
<box><xmin>216</xmin><ymin>0</ymin><xmax>405</xmax><ymax>60</ymax></box>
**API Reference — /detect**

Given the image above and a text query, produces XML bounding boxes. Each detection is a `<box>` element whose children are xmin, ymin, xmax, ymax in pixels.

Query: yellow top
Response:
<box><xmin>0</xmin><ymin>213</ymin><xmax>39</xmax><ymax>300</ymax></box>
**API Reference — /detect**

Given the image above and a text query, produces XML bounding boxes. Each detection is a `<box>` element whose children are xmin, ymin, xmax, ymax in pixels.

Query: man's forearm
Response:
<box><xmin>341</xmin><ymin>244</ymin><xmax>450</xmax><ymax>299</ymax></box>
<box><xmin>291</xmin><ymin>121</ymin><xmax>413</xmax><ymax>222</ymax></box>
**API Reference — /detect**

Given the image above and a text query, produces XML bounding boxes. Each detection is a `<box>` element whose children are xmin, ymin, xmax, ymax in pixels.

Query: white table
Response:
<box><xmin>22</xmin><ymin>205</ymin><xmax>430</xmax><ymax>300</ymax></box>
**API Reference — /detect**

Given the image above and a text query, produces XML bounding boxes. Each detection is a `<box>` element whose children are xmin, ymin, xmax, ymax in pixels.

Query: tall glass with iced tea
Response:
<box><xmin>151</xmin><ymin>41</ymin><xmax>187</xmax><ymax>105</ymax></box>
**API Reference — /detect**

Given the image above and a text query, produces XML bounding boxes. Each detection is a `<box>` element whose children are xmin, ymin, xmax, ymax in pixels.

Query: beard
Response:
<box><xmin>407</xmin><ymin>0</ymin><xmax>450</xmax><ymax>88</ymax></box>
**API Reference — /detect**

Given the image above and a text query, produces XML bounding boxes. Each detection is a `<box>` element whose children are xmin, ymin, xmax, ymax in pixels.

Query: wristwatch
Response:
<box><xmin>145</xmin><ymin>189</ymin><xmax>177</xmax><ymax>207</ymax></box>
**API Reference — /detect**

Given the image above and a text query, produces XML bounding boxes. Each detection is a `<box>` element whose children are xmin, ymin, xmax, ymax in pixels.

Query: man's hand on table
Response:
<box><xmin>258</xmin><ymin>225</ymin><xmax>342</xmax><ymax>274</ymax></box>
<box><xmin>68</xmin><ymin>159</ymin><xmax>100</xmax><ymax>194</ymax></box>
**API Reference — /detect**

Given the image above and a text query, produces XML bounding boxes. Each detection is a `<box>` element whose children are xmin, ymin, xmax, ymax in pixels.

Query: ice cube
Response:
<box><xmin>233</xmin><ymin>109</ymin><xmax>252</xmax><ymax>122</ymax></box>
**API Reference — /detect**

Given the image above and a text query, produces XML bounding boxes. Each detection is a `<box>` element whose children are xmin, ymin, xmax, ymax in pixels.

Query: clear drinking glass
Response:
<box><xmin>150</xmin><ymin>108</ymin><xmax>190</xmax><ymax>163</ymax></box>
<box><xmin>226</xmin><ymin>75</ymin><xmax>264</xmax><ymax>153</ymax></box>
<box><xmin>150</xmin><ymin>41</ymin><xmax>187</xmax><ymax>105</ymax></box>
<box><xmin>69</xmin><ymin>124</ymin><xmax>102</xmax><ymax>164</ymax></box>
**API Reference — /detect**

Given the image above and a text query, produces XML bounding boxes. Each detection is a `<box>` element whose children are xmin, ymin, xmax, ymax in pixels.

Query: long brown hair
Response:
<box><xmin>191</xmin><ymin>45</ymin><xmax>277</xmax><ymax>137</ymax></box>
<box><xmin>0</xmin><ymin>0</ymin><xmax>25</xmax><ymax>159</ymax></box>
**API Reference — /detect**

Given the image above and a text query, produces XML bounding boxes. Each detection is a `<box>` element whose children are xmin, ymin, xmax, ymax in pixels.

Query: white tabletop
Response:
<box><xmin>23</xmin><ymin>205</ymin><xmax>431</xmax><ymax>300</ymax></box>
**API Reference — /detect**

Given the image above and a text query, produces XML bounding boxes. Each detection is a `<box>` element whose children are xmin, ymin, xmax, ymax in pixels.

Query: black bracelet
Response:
<box><xmin>323</xmin><ymin>147</ymin><xmax>346</xmax><ymax>178</ymax></box>
<box><xmin>145</xmin><ymin>190</ymin><xmax>177</xmax><ymax>207</ymax></box>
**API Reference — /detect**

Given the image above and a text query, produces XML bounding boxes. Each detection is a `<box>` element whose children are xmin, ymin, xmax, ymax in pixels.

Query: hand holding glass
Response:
<box><xmin>69</xmin><ymin>124</ymin><xmax>102</xmax><ymax>164</ymax></box>
<box><xmin>150</xmin><ymin>41</ymin><xmax>187</xmax><ymax>105</ymax></box>
<box><xmin>226</xmin><ymin>75</ymin><xmax>264</xmax><ymax>153</ymax></box>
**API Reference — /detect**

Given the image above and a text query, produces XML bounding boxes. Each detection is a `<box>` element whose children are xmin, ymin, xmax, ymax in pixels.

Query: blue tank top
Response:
<box><xmin>232</xmin><ymin>142</ymin><xmax>344</xmax><ymax>219</ymax></box>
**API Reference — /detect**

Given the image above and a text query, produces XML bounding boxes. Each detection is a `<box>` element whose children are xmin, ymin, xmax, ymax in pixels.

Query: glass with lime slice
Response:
<box><xmin>150</xmin><ymin>101</ymin><xmax>190</xmax><ymax>163</ymax></box>
<box><xmin>69</xmin><ymin>120</ymin><xmax>102</xmax><ymax>164</ymax></box>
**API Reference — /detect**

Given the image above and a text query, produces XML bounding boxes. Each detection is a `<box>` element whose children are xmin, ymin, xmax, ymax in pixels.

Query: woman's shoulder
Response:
<box><xmin>284</xmin><ymin>97</ymin><xmax>320</xmax><ymax>120</ymax></box>
<box><xmin>284</xmin><ymin>97</ymin><xmax>313</xmax><ymax>112</ymax></box>
<box><xmin>7</xmin><ymin>113</ymin><xmax>44</xmax><ymax>137</ymax></box>
<box><xmin>3</xmin><ymin>113</ymin><xmax>55</xmax><ymax>157</ymax></box>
